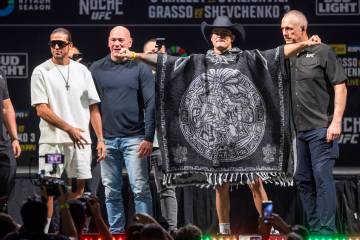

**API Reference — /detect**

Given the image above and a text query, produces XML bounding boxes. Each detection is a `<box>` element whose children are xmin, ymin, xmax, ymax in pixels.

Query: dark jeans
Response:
<box><xmin>294</xmin><ymin>128</ymin><xmax>338</xmax><ymax>234</ymax></box>
<box><xmin>151</xmin><ymin>148</ymin><xmax>178</xmax><ymax>231</ymax></box>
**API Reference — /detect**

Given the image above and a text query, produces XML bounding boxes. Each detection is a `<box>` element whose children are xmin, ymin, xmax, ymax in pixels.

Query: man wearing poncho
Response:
<box><xmin>121</xmin><ymin>16</ymin><xmax>320</xmax><ymax>235</ymax></box>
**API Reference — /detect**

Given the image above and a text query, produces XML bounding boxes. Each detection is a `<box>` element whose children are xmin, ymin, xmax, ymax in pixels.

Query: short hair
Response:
<box><xmin>283</xmin><ymin>10</ymin><xmax>308</xmax><ymax>31</ymax></box>
<box><xmin>126</xmin><ymin>223</ymin><xmax>144</xmax><ymax>240</ymax></box>
<box><xmin>21</xmin><ymin>197</ymin><xmax>48</xmax><ymax>231</ymax></box>
<box><xmin>140</xmin><ymin>224</ymin><xmax>167</xmax><ymax>240</ymax></box>
<box><xmin>50</xmin><ymin>27</ymin><xmax>72</xmax><ymax>42</ymax></box>
<box><xmin>145</xmin><ymin>38</ymin><xmax>157</xmax><ymax>45</ymax></box>
<box><xmin>143</xmin><ymin>38</ymin><xmax>156</xmax><ymax>52</ymax></box>
<box><xmin>174</xmin><ymin>224</ymin><xmax>202</xmax><ymax>240</ymax></box>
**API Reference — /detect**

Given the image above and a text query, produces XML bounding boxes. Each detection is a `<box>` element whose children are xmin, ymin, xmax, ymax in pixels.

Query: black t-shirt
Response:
<box><xmin>289</xmin><ymin>43</ymin><xmax>347</xmax><ymax>132</ymax></box>
<box><xmin>0</xmin><ymin>69</ymin><xmax>12</xmax><ymax>160</ymax></box>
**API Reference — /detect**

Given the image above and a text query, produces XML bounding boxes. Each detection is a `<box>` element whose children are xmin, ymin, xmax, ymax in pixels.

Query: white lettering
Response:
<box><xmin>148</xmin><ymin>5</ymin><xmax>193</xmax><ymax>18</ymax></box>
<box><xmin>341</xmin><ymin>57</ymin><xmax>358</xmax><ymax>67</ymax></box>
<box><xmin>204</xmin><ymin>5</ymin><xmax>279</xmax><ymax>18</ymax></box>
<box><xmin>342</xmin><ymin>117</ymin><xmax>360</xmax><ymax>133</ymax></box>
<box><xmin>339</xmin><ymin>134</ymin><xmax>359</xmax><ymax>144</ymax></box>
<box><xmin>318</xmin><ymin>2</ymin><xmax>358</xmax><ymax>14</ymax></box>
<box><xmin>79</xmin><ymin>0</ymin><xmax>123</xmax><ymax>17</ymax></box>
<box><xmin>0</xmin><ymin>66</ymin><xmax>25</xmax><ymax>76</ymax></box>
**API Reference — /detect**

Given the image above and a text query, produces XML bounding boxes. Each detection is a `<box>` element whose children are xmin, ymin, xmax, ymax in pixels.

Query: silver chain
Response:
<box><xmin>55</xmin><ymin>64</ymin><xmax>70</xmax><ymax>90</ymax></box>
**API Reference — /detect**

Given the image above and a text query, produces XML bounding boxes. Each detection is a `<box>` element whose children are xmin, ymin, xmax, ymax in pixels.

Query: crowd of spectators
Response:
<box><xmin>0</xmin><ymin>186</ymin><xmax>308</xmax><ymax>240</ymax></box>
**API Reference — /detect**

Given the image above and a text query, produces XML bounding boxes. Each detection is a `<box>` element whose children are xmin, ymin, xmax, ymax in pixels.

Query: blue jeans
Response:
<box><xmin>101</xmin><ymin>136</ymin><xmax>153</xmax><ymax>233</ymax></box>
<box><xmin>294</xmin><ymin>128</ymin><xmax>338</xmax><ymax>234</ymax></box>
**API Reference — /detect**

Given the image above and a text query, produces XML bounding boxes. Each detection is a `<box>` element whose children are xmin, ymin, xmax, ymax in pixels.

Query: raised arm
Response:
<box><xmin>88</xmin><ymin>197</ymin><xmax>112</xmax><ymax>240</ymax></box>
<box><xmin>284</xmin><ymin>35</ymin><xmax>321</xmax><ymax>58</ymax></box>
<box><xmin>120</xmin><ymin>48</ymin><xmax>158</xmax><ymax>67</ymax></box>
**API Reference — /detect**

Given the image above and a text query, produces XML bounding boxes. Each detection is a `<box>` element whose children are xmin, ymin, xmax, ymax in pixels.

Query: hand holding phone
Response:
<box><xmin>262</xmin><ymin>200</ymin><xmax>273</xmax><ymax>224</ymax></box>
<box><xmin>155</xmin><ymin>38</ymin><xmax>165</xmax><ymax>53</ymax></box>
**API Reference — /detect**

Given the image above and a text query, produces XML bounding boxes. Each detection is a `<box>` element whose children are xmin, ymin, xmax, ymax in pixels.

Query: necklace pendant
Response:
<box><xmin>65</xmin><ymin>84</ymin><xmax>70</xmax><ymax>91</ymax></box>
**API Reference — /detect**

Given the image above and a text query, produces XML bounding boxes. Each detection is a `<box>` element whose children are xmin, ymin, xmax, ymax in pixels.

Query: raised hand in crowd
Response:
<box><xmin>87</xmin><ymin>196</ymin><xmax>112</xmax><ymax>240</ymax></box>
<box><xmin>134</xmin><ymin>213</ymin><xmax>174</xmax><ymax>240</ymax></box>
<box><xmin>58</xmin><ymin>186</ymin><xmax>78</xmax><ymax>239</ymax></box>
<box><xmin>258</xmin><ymin>215</ymin><xmax>272</xmax><ymax>238</ymax></box>
<box><xmin>134</xmin><ymin>213</ymin><xmax>158</xmax><ymax>225</ymax></box>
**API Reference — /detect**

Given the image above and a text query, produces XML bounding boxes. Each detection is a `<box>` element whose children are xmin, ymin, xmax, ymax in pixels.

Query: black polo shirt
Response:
<box><xmin>289</xmin><ymin>43</ymin><xmax>347</xmax><ymax>132</ymax></box>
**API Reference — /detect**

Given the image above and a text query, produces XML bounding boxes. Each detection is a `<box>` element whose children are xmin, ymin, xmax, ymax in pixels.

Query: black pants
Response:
<box><xmin>294</xmin><ymin>128</ymin><xmax>338</xmax><ymax>234</ymax></box>
<box><xmin>0</xmin><ymin>149</ymin><xmax>16</xmax><ymax>212</ymax></box>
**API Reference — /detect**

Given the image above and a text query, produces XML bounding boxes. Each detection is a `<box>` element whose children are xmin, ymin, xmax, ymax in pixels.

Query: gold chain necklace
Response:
<box><xmin>55</xmin><ymin>64</ymin><xmax>70</xmax><ymax>91</ymax></box>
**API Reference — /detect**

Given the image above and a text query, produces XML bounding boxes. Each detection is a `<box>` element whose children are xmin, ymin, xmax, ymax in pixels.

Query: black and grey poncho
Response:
<box><xmin>155</xmin><ymin>46</ymin><xmax>293</xmax><ymax>187</ymax></box>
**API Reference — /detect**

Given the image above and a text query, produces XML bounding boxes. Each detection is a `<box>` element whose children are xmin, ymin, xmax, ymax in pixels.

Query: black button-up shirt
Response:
<box><xmin>289</xmin><ymin>43</ymin><xmax>347</xmax><ymax>132</ymax></box>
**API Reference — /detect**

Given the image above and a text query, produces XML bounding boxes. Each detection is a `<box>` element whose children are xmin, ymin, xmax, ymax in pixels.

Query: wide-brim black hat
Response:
<box><xmin>201</xmin><ymin>16</ymin><xmax>246</xmax><ymax>46</ymax></box>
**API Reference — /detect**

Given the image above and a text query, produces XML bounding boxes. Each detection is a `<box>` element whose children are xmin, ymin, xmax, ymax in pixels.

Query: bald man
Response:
<box><xmin>90</xmin><ymin>26</ymin><xmax>155</xmax><ymax>233</ymax></box>
<box><xmin>281</xmin><ymin>10</ymin><xmax>347</xmax><ymax>234</ymax></box>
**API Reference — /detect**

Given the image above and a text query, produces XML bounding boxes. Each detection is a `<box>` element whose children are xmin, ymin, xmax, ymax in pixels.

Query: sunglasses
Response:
<box><xmin>48</xmin><ymin>40</ymin><xmax>70</xmax><ymax>49</ymax></box>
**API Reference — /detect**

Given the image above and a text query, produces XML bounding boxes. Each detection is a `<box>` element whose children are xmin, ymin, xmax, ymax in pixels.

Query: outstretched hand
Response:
<box><xmin>306</xmin><ymin>35</ymin><xmax>321</xmax><ymax>46</ymax></box>
<box><xmin>134</xmin><ymin>213</ymin><xmax>158</xmax><ymax>225</ymax></box>
<box><xmin>258</xmin><ymin>216</ymin><xmax>272</xmax><ymax>237</ymax></box>
<box><xmin>118</xmin><ymin>48</ymin><xmax>133</xmax><ymax>60</ymax></box>
<box><xmin>88</xmin><ymin>196</ymin><xmax>102</xmax><ymax>217</ymax></box>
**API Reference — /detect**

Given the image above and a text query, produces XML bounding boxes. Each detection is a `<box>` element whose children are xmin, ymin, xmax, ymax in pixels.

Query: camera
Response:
<box><xmin>36</xmin><ymin>170</ymin><xmax>67</xmax><ymax>197</ymax></box>
<box><xmin>78</xmin><ymin>192</ymin><xmax>95</xmax><ymax>216</ymax></box>
<box><xmin>155</xmin><ymin>37</ymin><xmax>165</xmax><ymax>52</ymax></box>
<box><xmin>262</xmin><ymin>200</ymin><xmax>273</xmax><ymax>223</ymax></box>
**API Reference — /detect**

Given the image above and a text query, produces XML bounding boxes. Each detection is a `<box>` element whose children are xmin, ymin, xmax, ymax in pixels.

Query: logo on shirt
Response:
<box><xmin>0</xmin><ymin>53</ymin><xmax>28</xmax><ymax>79</ymax></box>
<box><xmin>316</xmin><ymin>0</ymin><xmax>360</xmax><ymax>15</ymax></box>
<box><xmin>305</xmin><ymin>53</ymin><xmax>315</xmax><ymax>58</ymax></box>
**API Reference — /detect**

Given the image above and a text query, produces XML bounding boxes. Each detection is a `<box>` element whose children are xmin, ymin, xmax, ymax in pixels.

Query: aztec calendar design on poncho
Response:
<box><xmin>179</xmin><ymin>68</ymin><xmax>266</xmax><ymax>162</ymax></box>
